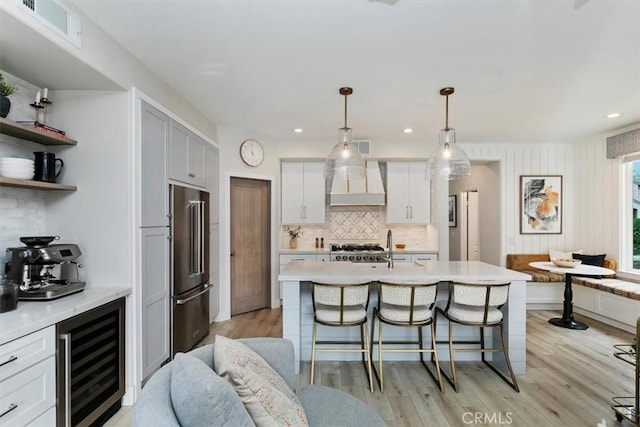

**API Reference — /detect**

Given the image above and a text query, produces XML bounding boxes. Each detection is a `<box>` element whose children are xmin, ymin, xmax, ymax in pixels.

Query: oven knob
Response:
<box><xmin>356</xmin><ymin>256</ymin><xmax>361</xmax><ymax>261</ymax></box>
<box><xmin>363</xmin><ymin>255</ymin><xmax>370</xmax><ymax>261</ymax></box>
<box><xmin>336</xmin><ymin>256</ymin><xmax>341</xmax><ymax>261</ymax></box>
<box><xmin>349</xmin><ymin>256</ymin><xmax>354</xmax><ymax>261</ymax></box>
<box><xmin>376</xmin><ymin>255</ymin><xmax>382</xmax><ymax>261</ymax></box>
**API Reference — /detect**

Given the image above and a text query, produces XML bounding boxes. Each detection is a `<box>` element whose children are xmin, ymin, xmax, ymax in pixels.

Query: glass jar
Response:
<box><xmin>0</xmin><ymin>277</ymin><xmax>18</xmax><ymax>313</ymax></box>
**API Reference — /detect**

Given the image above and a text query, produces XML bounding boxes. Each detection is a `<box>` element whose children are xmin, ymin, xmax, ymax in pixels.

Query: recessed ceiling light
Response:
<box><xmin>606</xmin><ymin>113</ymin><xmax>622</xmax><ymax>119</ymax></box>
<box><xmin>293</xmin><ymin>128</ymin><xmax>303</xmax><ymax>133</ymax></box>
<box><xmin>403</xmin><ymin>128</ymin><xmax>413</xmax><ymax>133</ymax></box>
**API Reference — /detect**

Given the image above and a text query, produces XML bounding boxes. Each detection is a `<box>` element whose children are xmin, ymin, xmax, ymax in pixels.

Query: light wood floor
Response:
<box><xmin>206</xmin><ymin>308</ymin><xmax>636</xmax><ymax>427</ymax></box>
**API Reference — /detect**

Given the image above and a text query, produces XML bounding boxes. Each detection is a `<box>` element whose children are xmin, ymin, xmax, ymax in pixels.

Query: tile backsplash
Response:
<box><xmin>0</xmin><ymin>70</ymin><xmax>50</xmax><ymax>257</ymax></box>
<box><xmin>281</xmin><ymin>206</ymin><xmax>438</xmax><ymax>251</ymax></box>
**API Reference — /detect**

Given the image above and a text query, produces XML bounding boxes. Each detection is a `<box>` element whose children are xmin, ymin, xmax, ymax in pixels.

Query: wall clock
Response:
<box><xmin>239</xmin><ymin>139</ymin><xmax>264</xmax><ymax>167</ymax></box>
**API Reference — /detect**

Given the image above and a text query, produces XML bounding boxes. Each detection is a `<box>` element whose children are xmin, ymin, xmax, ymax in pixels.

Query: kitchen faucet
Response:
<box><xmin>387</xmin><ymin>229</ymin><xmax>393</xmax><ymax>269</ymax></box>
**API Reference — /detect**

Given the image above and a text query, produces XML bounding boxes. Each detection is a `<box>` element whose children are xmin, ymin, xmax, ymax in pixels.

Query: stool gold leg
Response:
<box><xmin>363</xmin><ymin>322</ymin><xmax>374</xmax><ymax>393</ymax></box>
<box><xmin>379</xmin><ymin>321</ymin><xmax>384</xmax><ymax>393</ymax></box>
<box><xmin>311</xmin><ymin>321</ymin><xmax>317</xmax><ymax>385</ymax></box>
<box><xmin>431</xmin><ymin>322</ymin><xmax>444</xmax><ymax>393</ymax></box>
<box><xmin>448</xmin><ymin>320</ymin><xmax>459</xmax><ymax>392</ymax></box>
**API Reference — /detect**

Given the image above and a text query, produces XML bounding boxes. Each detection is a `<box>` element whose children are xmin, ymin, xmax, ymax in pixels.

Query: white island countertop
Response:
<box><xmin>279</xmin><ymin>260</ymin><xmax>531</xmax><ymax>282</ymax></box>
<box><xmin>0</xmin><ymin>287</ymin><xmax>130</xmax><ymax>345</ymax></box>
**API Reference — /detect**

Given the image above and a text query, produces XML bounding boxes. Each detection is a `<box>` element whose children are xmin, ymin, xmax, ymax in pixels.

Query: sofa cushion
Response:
<box><xmin>298</xmin><ymin>384</ymin><xmax>386</xmax><ymax>427</ymax></box>
<box><xmin>519</xmin><ymin>269</ymin><xmax>565</xmax><ymax>282</ymax></box>
<box><xmin>549</xmin><ymin>249</ymin><xmax>582</xmax><ymax>260</ymax></box>
<box><xmin>170</xmin><ymin>353</ymin><xmax>254</xmax><ymax>427</ymax></box>
<box><xmin>214</xmin><ymin>335</ymin><xmax>308</xmax><ymax>427</ymax></box>
<box><xmin>572</xmin><ymin>253</ymin><xmax>606</xmax><ymax>267</ymax></box>
<box><xmin>572</xmin><ymin>277</ymin><xmax>640</xmax><ymax>300</ymax></box>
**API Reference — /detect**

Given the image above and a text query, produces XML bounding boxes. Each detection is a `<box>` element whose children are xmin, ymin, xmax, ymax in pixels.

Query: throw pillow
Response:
<box><xmin>572</xmin><ymin>253</ymin><xmax>606</xmax><ymax>267</ymax></box>
<box><xmin>170</xmin><ymin>353</ymin><xmax>254</xmax><ymax>427</ymax></box>
<box><xmin>549</xmin><ymin>249</ymin><xmax>583</xmax><ymax>260</ymax></box>
<box><xmin>214</xmin><ymin>335</ymin><xmax>309</xmax><ymax>427</ymax></box>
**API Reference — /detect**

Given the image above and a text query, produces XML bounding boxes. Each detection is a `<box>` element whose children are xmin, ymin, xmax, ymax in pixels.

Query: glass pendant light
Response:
<box><xmin>323</xmin><ymin>87</ymin><xmax>366</xmax><ymax>179</ymax></box>
<box><xmin>426</xmin><ymin>87</ymin><xmax>471</xmax><ymax>180</ymax></box>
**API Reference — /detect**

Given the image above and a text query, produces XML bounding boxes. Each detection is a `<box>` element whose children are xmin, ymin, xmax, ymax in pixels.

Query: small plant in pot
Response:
<box><xmin>0</xmin><ymin>73</ymin><xmax>18</xmax><ymax>119</ymax></box>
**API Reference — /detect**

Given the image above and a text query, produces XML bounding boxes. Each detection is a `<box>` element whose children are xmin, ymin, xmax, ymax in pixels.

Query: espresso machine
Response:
<box><xmin>4</xmin><ymin>243</ymin><xmax>86</xmax><ymax>300</ymax></box>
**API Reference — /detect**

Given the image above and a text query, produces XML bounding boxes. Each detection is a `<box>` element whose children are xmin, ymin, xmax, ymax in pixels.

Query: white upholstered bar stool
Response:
<box><xmin>310</xmin><ymin>280</ymin><xmax>374</xmax><ymax>393</ymax></box>
<box><xmin>370</xmin><ymin>280</ymin><xmax>444</xmax><ymax>392</ymax></box>
<box><xmin>434</xmin><ymin>280</ymin><xmax>519</xmax><ymax>392</ymax></box>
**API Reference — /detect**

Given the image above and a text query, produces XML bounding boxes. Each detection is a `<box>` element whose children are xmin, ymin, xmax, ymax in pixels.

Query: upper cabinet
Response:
<box><xmin>169</xmin><ymin>121</ymin><xmax>205</xmax><ymax>188</ymax></box>
<box><xmin>386</xmin><ymin>162</ymin><xmax>430</xmax><ymax>224</ymax></box>
<box><xmin>281</xmin><ymin>161</ymin><xmax>325</xmax><ymax>224</ymax></box>
<box><xmin>0</xmin><ymin>118</ymin><xmax>78</xmax><ymax>191</ymax></box>
<box><xmin>140</xmin><ymin>101</ymin><xmax>169</xmax><ymax>227</ymax></box>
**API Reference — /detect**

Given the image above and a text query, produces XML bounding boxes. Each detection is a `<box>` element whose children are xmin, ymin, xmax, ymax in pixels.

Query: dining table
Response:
<box><xmin>529</xmin><ymin>261</ymin><xmax>615</xmax><ymax>330</ymax></box>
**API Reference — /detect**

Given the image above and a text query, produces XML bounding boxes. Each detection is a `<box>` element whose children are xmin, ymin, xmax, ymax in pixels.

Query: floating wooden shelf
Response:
<box><xmin>0</xmin><ymin>177</ymin><xmax>77</xmax><ymax>191</ymax></box>
<box><xmin>0</xmin><ymin>117</ymin><xmax>77</xmax><ymax>146</ymax></box>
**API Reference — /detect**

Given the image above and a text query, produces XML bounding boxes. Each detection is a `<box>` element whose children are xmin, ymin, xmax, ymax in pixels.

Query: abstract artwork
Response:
<box><xmin>520</xmin><ymin>175</ymin><xmax>562</xmax><ymax>234</ymax></box>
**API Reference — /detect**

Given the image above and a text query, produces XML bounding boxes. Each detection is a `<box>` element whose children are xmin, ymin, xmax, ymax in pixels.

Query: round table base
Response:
<box><xmin>548</xmin><ymin>317</ymin><xmax>588</xmax><ymax>330</ymax></box>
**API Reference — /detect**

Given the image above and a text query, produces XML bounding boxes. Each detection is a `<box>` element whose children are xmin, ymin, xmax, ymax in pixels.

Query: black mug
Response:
<box><xmin>34</xmin><ymin>152</ymin><xmax>64</xmax><ymax>183</ymax></box>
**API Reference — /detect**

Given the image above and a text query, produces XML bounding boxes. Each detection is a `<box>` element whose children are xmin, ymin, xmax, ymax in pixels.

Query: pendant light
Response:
<box><xmin>323</xmin><ymin>87</ymin><xmax>366</xmax><ymax>179</ymax></box>
<box><xmin>426</xmin><ymin>87</ymin><xmax>471</xmax><ymax>180</ymax></box>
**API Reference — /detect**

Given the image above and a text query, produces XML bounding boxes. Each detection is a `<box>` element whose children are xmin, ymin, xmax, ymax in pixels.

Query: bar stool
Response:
<box><xmin>370</xmin><ymin>280</ymin><xmax>443</xmax><ymax>392</ymax></box>
<box><xmin>310</xmin><ymin>280</ymin><xmax>374</xmax><ymax>393</ymax></box>
<box><xmin>434</xmin><ymin>280</ymin><xmax>519</xmax><ymax>392</ymax></box>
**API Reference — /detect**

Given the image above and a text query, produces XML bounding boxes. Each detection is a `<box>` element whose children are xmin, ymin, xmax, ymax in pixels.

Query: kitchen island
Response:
<box><xmin>279</xmin><ymin>261</ymin><xmax>530</xmax><ymax>374</ymax></box>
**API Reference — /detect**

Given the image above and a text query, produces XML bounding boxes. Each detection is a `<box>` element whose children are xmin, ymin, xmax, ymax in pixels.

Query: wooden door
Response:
<box><xmin>230</xmin><ymin>177</ymin><xmax>271</xmax><ymax>315</ymax></box>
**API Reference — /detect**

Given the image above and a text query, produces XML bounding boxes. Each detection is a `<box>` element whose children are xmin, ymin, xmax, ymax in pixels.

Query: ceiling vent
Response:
<box><xmin>353</xmin><ymin>139</ymin><xmax>372</xmax><ymax>155</ymax></box>
<box><xmin>19</xmin><ymin>0</ymin><xmax>82</xmax><ymax>48</ymax></box>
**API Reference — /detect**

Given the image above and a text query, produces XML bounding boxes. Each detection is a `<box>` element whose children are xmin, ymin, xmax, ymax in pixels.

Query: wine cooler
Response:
<box><xmin>56</xmin><ymin>297</ymin><xmax>125</xmax><ymax>426</ymax></box>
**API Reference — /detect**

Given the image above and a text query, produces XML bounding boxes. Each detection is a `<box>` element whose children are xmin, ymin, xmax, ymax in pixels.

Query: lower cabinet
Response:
<box><xmin>141</xmin><ymin>227</ymin><xmax>171</xmax><ymax>381</ymax></box>
<box><xmin>278</xmin><ymin>254</ymin><xmax>329</xmax><ymax>299</ymax></box>
<box><xmin>0</xmin><ymin>327</ymin><xmax>56</xmax><ymax>426</ymax></box>
<box><xmin>392</xmin><ymin>253</ymin><xmax>439</xmax><ymax>264</ymax></box>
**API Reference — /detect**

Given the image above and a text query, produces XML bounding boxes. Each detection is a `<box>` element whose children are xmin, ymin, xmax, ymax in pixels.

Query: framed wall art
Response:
<box><xmin>520</xmin><ymin>175</ymin><xmax>562</xmax><ymax>234</ymax></box>
<box><xmin>448</xmin><ymin>195</ymin><xmax>457</xmax><ymax>227</ymax></box>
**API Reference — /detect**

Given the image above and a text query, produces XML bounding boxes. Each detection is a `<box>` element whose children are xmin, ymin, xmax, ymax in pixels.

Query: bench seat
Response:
<box><xmin>572</xmin><ymin>277</ymin><xmax>640</xmax><ymax>301</ymax></box>
<box><xmin>506</xmin><ymin>253</ymin><xmax>640</xmax><ymax>332</ymax></box>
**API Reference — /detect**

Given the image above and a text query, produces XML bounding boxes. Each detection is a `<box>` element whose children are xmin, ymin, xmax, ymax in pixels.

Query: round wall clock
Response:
<box><xmin>239</xmin><ymin>139</ymin><xmax>264</xmax><ymax>167</ymax></box>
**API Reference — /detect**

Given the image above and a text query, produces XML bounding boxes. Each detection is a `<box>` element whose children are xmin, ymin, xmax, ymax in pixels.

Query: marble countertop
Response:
<box><xmin>0</xmin><ymin>286</ymin><xmax>131</xmax><ymax>345</ymax></box>
<box><xmin>279</xmin><ymin>260</ymin><xmax>531</xmax><ymax>282</ymax></box>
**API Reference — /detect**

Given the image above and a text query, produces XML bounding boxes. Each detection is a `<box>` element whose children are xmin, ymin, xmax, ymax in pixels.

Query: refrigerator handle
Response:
<box><xmin>174</xmin><ymin>283</ymin><xmax>212</xmax><ymax>304</ymax></box>
<box><xmin>200</xmin><ymin>200</ymin><xmax>206</xmax><ymax>274</ymax></box>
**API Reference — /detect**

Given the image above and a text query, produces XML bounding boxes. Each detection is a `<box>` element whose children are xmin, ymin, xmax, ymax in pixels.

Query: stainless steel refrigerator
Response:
<box><xmin>171</xmin><ymin>184</ymin><xmax>211</xmax><ymax>355</ymax></box>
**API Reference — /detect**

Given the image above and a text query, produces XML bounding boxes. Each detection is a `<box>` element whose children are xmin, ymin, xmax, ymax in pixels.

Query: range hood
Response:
<box><xmin>330</xmin><ymin>161</ymin><xmax>386</xmax><ymax>206</ymax></box>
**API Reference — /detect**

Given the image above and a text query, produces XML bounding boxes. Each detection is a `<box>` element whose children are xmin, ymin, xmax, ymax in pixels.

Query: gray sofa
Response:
<box><xmin>133</xmin><ymin>337</ymin><xmax>385</xmax><ymax>426</ymax></box>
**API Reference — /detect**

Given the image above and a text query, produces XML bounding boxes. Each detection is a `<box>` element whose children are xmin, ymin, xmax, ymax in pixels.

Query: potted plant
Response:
<box><xmin>0</xmin><ymin>73</ymin><xmax>18</xmax><ymax>118</ymax></box>
<box><xmin>286</xmin><ymin>226</ymin><xmax>303</xmax><ymax>249</ymax></box>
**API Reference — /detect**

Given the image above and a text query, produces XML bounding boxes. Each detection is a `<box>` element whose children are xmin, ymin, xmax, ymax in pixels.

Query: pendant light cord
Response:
<box><xmin>445</xmin><ymin>94</ymin><xmax>449</xmax><ymax>130</ymax></box>
<box><xmin>344</xmin><ymin>92</ymin><xmax>348</xmax><ymax>128</ymax></box>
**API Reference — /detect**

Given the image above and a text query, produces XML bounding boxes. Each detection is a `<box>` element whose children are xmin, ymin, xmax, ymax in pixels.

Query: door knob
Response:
<box><xmin>230</xmin><ymin>252</ymin><xmax>235</xmax><ymax>257</ymax></box>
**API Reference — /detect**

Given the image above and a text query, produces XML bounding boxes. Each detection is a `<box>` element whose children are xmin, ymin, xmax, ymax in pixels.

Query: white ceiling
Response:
<box><xmin>70</xmin><ymin>0</ymin><xmax>640</xmax><ymax>144</ymax></box>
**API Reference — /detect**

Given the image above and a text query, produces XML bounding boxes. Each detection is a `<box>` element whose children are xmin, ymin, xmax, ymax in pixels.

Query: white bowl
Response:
<box><xmin>0</xmin><ymin>167</ymin><xmax>35</xmax><ymax>174</ymax></box>
<box><xmin>0</xmin><ymin>158</ymin><xmax>34</xmax><ymax>164</ymax></box>
<box><xmin>551</xmin><ymin>258</ymin><xmax>582</xmax><ymax>268</ymax></box>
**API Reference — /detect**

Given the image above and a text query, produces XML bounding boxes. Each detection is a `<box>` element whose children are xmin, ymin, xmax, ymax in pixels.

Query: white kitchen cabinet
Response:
<box><xmin>141</xmin><ymin>101</ymin><xmax>169</xmax><ymax>227</ymax></box>
<box><xmin>412</xmin><ymin>253</ymin><xmax>438</xmax><ymax>263</ymax></box>
<box><xmin>0</xmin><ymin>327</ymin><xmax>56</xmax><ymax>426</ymax></box>
<box><xmin>141</xmin><ymin>227</ymin><xmax>171</xmax><ymax>381</ymax></box>
<box><xmin>391</xmin><ymin>253</ymin><xmax>412</xmax><ymax>263</ymax></box>
<box><xmin>169</xmin><ymin>121</ymin><xmax>205</xmax><ymax>188</ymax></box>
<box><xmin>392</xmin><ymin>252</ymin><xmax>438</xmax><ymax>264</ymax></box>
<box><xmin>281</xmin><ymin>162</ymin><xmax>325</xmax><ymax>224</ymax></box>
<box><xmin>386</xmin><ymin>162</ymin><xmax>430</xmax><ymax>224</ymax></box>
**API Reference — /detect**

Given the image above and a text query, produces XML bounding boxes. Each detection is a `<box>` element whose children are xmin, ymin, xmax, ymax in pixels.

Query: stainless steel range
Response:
<box><xmin>330</xmin><ymin>243</ymin><xmax>389</xmax><ymax>263</ymax></box>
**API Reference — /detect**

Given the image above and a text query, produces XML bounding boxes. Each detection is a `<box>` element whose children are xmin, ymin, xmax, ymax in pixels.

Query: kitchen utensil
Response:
<box><xmin>19</xmin><ymin>235</ymin><xmax>60</xmax><ymax>247</ymax></box>
<box><xmin>33</xmin><ymin>151</ymin><xmax>64</xmax><ymax>183</ymax></box>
